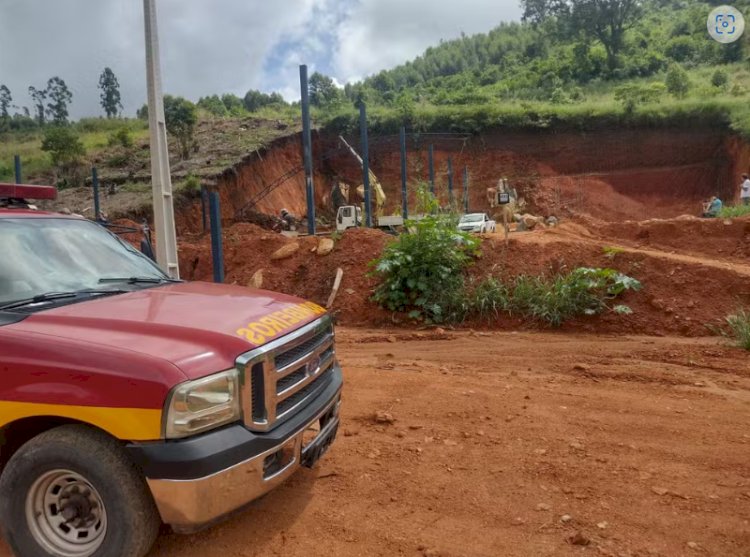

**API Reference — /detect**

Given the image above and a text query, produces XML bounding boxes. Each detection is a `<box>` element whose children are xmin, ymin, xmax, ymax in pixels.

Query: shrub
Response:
<box><xmin>107</xmin><ymin>127</ymin><xmax>133</xmax><ymax>148</ymax></box>
<box><xmin>725</xmin><ymin>308</ymin><xmax>750</xmax><ymax>350</ymax></box>
<box><xmin>666</xmin><ymin>65</ymin><xmax>690</xmax><ymax>98</ymax></box>
<box><xmin>614</xmin><ymin>83</ymin><xmax>665</xmax><ymax>112</ymax></box>
<box><xmin>718</xmin><ymin>204</ymin><xmax>750</xmax><ymax>218</ymax></box>
<box><xmin>370</xmin><ymin>188</ymin><xmax>479</xmax><ymax>323</ymax></box>
<box><xmin>41</xmin><ymin>126</ymin><xmax>85</xmax><ymax>166</ymax></box>
<box><xmin>473</xmin><ymin>267</ymin><xmax>642</xmax><ymax>327</ymax></box>
<box><xmin>711</xmin><ymin>69</ymin><xmax>729</xmax><ymax>90</ymax></box>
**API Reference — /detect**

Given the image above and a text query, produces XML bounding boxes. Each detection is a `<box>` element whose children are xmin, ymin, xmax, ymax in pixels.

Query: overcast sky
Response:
<box><xmin>0</xmin><ymin>0</ymin><xmax>522</xmax><ymax>119</ymax></box>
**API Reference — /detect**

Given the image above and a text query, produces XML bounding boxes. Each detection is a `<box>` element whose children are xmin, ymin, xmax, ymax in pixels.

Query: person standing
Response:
<box><xmin>742</xmin><ymin>173</ymin><xmax>750</xmax><ymax>206</ymax></box>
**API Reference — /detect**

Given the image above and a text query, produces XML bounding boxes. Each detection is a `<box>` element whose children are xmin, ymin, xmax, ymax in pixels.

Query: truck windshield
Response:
<box><xmin>0</xmin><ymin>218</ymin><xmax>167</xmax><ymax>305</ymax></box>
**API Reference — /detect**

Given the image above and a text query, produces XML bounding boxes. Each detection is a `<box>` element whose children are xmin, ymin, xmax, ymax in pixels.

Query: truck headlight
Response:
<box><xmin>164</xmin><ymin>369</ymin><xmax>241</xmax><ymax>439</ymax></box>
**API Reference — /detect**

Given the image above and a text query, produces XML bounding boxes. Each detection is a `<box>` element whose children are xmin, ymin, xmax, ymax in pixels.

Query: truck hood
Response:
<box><xmin>10</xmin><ymin>282</ymin><xmax>326</xmax><ymax>379</ymax></box>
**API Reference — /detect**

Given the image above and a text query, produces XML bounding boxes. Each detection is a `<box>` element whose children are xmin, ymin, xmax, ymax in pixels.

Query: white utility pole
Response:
<box><xmin>143</xmin><ymin>0</ymin><xmax>179</xmax><ymax>278</ymax></box>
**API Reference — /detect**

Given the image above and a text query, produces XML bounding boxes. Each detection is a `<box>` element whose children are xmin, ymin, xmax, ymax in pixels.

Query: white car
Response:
<box><xmin>458</xmin><ymin>212</ymin><xmax>496</xmax><ymax>233</ymax></box>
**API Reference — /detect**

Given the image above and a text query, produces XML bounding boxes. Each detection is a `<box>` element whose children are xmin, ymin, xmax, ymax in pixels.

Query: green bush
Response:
<box><xmin>711</xmin><ymin>69</ymin><xmax>729</xmax><ymax>90</ymax></box>
<box><xmin>370</xmin><ymin>188</ymin><xmax>479</xmax><ymax>323</ymax></box>
<box><xmin>666</xmin><ymin>65</ymin><xmax>690</xmax><ymax>98</ymax></box>
<box><xmin>107</xmin><ymin>127</ymin><xmax>133</xmax><ymax>148</ymax></box>
<box><xmin>725</xmin><ymin>308</ymin><xmax>750</xmax><ymax>350</ymax></box>
<box><xmin>614</xmin><ymin>83</ymin><xmax>665</xmax><ymax>112</ymax></box>
<box><xmin>470</xmin><ymin>267</ymin><xmax>642</xmax><ymax>327</ymax></box>
<box><xmin>718</xmin><ymin>204</ymin><xmax>750</xmax><ymax>218</ymax></box>
<box><xmin>41</xmin><ymin>126</ymin><xmax>85</xmax><ymax>166</ymax></box>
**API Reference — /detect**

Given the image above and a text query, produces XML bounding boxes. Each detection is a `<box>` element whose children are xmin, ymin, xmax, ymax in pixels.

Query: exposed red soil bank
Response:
<box><xmin>176</xmin><ymin>128</ymin><xmax>746</xmax><ymax>234</ymax></box>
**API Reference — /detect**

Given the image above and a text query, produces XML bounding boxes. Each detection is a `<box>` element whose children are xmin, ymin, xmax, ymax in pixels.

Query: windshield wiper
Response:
<box><xmin>98</xmin><ymin>276</ymin><xmax>179</xmax><ymax>285</ymax></box>
<box><xmin>0</xmin><ymin>289</ymin><xmax>129</xmax><ymax>311</ymax></box>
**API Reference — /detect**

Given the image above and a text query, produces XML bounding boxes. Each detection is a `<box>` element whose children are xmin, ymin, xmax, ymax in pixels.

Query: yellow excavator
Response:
<box><xmin>337</xmin><ymin>135</ymin><xmax>386</xmax><ymax>219</ymax></box>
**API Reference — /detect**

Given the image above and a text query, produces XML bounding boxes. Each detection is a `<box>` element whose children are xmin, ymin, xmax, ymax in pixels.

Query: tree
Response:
<box><xmin>242</xmin><ymin>89</ymin><xmax>284</xmax><ymax>112</ymax></box>
<box><xmin>163</xmin><ymin>95</ymin><xmax>197</xmax><ymax>160</ymax></box>
<box><xmin>197</xmin><ymin>95</ymin><xmax>228</xmax><ymax>117</ymax></box>
<box><xmin>41</xmin><ymin>126</ymin><xmax>85</xmax><ymax>166</ymax></box>
<box><xmin>570</xmin><ymin>0</ymin><xmax>642</xmax><ymax>70</ymax></box>
<box><xmin>0</xmin><ymin>85</ymin><xmax>11</xmax><ymax>119</ymax></box>
<box><xmin>221</xmin><ymin>93</ymin><xmax>244</xmax><ymax>115</ymax></box>
<box><xmin>521</xmin><ymin>0</ymin><xmax>569</xmax><ymax>23</ymax></box>
<box><xmin>98</xmin><ymin>67</ymin><xmax>123</xmax><ymax>118</ymax></box>
<box><xmin>520</xmin><ymin>0</ymin><xmax>642</xmax><ymax>70</ymax></box>
<box><xmin>309</xmin><ymin>72</ymin><xmax>343</xmax><ymax>107</ymax></box>
<box><xmin>665</xmin><ymin>65</ymin><xmax>689</xmax><ymax>98</ymax></box>
<box><xmin>45</xmin><ymin>77</ymin><xmax>73</xmax><ymax>124</ymax></box>
<box><xmin>28</xmin><ymin>86</ymin><xmax>46</xmax><ymax>126</ymax></box>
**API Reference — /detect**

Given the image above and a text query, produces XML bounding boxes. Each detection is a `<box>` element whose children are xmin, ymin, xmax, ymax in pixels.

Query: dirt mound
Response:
<box><xmin>179</xmin><ymin>218</ymin><xmax>750</xmax><ymax>337</ymax></box>
<box><xmin>180</xmin><ymin>226</ymin><xmax>393</xmax><ymax>326</ymax></box>
<box><xmin>595</xmin><ymin>215</ymin><xmax>750</xmax><ymax>261</ymax></box>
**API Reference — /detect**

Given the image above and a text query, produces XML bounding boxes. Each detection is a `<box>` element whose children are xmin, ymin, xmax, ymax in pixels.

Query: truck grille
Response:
<box><xmin>237</xmin><ymin>316</ymin><xmax>335</xmax><ymax>431</ymax></box>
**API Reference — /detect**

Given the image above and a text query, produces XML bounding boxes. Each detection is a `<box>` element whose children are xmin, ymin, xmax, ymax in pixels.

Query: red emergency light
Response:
<box><xmin>0</xmin><ymin>183</ymin><xmax>57</xmax><ymax>200</ymax></box>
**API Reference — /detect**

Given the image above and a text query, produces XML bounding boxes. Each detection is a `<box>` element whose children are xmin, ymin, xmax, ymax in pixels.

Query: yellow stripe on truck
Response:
<box><xmin>0</xmin><ymin>400</ymin><xmax>162</xmax><ymax>441</ymax></box>
<box><xmin>236</xmin><ymin>301</ymin><xmax>327</xmax><ymax>345</ymax></box>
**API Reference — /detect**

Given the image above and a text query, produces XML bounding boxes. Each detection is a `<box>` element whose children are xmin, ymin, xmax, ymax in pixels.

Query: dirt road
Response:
<box><xmin>2</xmin><ymin>329</ymin><xmax>749</xmax><ymax>557</ymax></box>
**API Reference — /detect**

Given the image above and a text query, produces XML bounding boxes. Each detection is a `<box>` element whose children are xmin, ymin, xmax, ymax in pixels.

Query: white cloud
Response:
<box><xmin>0</xmin><ymin>0</ymin><xmax>522</xmax><ymax>118</ymax></box>
<box><xmin>331</xmin><ymin>0</ymin><xmax>522</xmax><ymax>82</ymax></box>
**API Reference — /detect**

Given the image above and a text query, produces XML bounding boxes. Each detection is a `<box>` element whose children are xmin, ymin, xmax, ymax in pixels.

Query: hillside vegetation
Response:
<box><xmin>3</xmin><ymin>0</ymin><xmax>750</xmax><ymax>187</ymax></box>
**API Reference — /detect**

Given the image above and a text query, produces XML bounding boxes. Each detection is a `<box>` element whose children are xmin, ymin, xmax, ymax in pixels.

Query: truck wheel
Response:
<box><xmin>0</xmin><ymin>425</ymin><xmax>160</xmax><ymax>557</ymax></box>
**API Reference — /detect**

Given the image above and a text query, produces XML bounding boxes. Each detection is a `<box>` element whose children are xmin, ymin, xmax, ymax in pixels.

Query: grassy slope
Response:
<box><xmin>321</xmin><ymin>63</ymin><xmax>750</xmax><ymax>136</ymax></box>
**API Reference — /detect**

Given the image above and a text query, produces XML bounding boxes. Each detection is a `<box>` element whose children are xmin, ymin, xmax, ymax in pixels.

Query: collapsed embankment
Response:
<box><xmin>174</xmin><ymin>126</ymin><xmax>745</xmax><ymax>234</ymax></box>
<box><xmin>177</xmin><ymin>216</ymin><xmax>750</xmax><ymax>337</ymax></box>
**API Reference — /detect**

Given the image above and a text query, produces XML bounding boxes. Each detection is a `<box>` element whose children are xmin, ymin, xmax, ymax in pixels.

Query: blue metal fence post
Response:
<box><xmin>359</xmin><ymin>102</ymin><xmax>372</xmax><ymax>228</ymax></box>
<box><xmin>13</xmin><ymin>155</ymin><xmax>21</xmax><ymax>184</ymax></box>
<box><xmin>208</xmin><ymin>191</ymin><xmax>225</xmax><ymax>283</ymax></box>
<box><xmin>91</xmin><ymin>167</ymin><xmax>101</xmax><ymax>221</ymax></box>
<box><xmin>299</xmin><ymin>64</ymin><xmax>316</xmax><ymax>235</ymax></box>
<box><xmin>200</xmin><ymin>185</ymin><xmax>208</xmax><ymax>233</ymax></box>
<box><xmin>428</xmin><ymin>144</ymin><xmax>435</xmax><ymax>195</ymax></box>
<box><xmin>400</xmin><ymin>126</ymin><xmax>408</xmax><ymax>220</ymax></box>
<box><xmin>463</xmin><ymin>166</ymin><xmax>469</xmax><ymax>213</ymax></box>
<box><xmin>447</xmin><ymin>157</ymin><xmax>454</xmax><ymax>205</ymax></box>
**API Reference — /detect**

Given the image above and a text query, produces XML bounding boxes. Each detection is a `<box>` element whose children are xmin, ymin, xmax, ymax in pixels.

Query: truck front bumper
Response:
<box><xmin>126</xmin><ymin>366</ymin><xmax>342</xmax><ymax>533</ymax></box>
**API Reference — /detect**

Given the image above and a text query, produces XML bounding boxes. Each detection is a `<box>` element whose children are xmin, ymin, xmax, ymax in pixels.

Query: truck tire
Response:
<box><xmin>0</xmin><ymin>424</ymin><xmax>160</xmax><ymax>557</ymax></box>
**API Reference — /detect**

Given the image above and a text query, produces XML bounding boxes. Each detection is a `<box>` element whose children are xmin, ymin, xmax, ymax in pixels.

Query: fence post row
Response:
<box><xmin>91</xmin><ymin>167</ymin><xmax>101</xmax><ymax>221</ymax></box>
<box><xmin>299</xmin><ymin>64</ymin><xmax>316</xmax><ymax>235</ymax></box>
<box><xmin>428</xmin><ymin>144</ymin><xmax>435</xmax><ymax>195</ymax></box>
<box><xmin>447</xmin><ymin>157</ymin><xmax>453</xmax><ymax>204</ymax></box>
<box><xmin>463</xmin><ymin>166</ymin><xmax>469</xmax><ymax>213</ymax></box>
<box><xmin>400</xmin><ymin>127</ymin><xmax>408</xmax><ymax>220</ymax></box>
<box><xmin>359</xmin><ymin>102</ymin><xmax>372</xmax><ymax>228</ymax></box>
<box><xmin>208</xmin><ymin>191</ymin><xmax>225</xmax><ymax>283</ymax></box>
<box><xmin>13</xmin><ymin>155</ymin><xmax>21</xmax><ymax>184</ymax></box>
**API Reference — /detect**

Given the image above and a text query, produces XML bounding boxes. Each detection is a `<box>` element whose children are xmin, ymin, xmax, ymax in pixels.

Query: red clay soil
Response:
<box><xmin>5</xmin><ymin>330</ymin><xmax>748</xmax><ymax>557</ymax></box>
<box><xmin>178</xmin><ymin>218</ymin><xmax>750</xmax><ymax>338</ymax></box>
<box><xmin>179</xmin><ymin>226</ymin><xmax>392</xmax><ymax>326</ymax></box>
<box><xmin>174</xmin><ymin>128</ymin><xmax>746</xmax><ymax>235</ymax></box>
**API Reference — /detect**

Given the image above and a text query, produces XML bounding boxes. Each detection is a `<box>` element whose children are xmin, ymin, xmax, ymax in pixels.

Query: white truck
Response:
<box><xmin>458</xmin><ymin>212</ymin><xmax>496</xmax><ymax>233</ymax></box>
<box><xmin>336</xmin><ymin>206</ymin><xmax>406</xmax><ymax>233</ymax></box>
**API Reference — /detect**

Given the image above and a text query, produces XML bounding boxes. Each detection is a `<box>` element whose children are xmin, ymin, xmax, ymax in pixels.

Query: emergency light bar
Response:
<box><xmin>0</xmin><ymin>183</ymin><xmax>57</xmax><ymax>200</ymax></box>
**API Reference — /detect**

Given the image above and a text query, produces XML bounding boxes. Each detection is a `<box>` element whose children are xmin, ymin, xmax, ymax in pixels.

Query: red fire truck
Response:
<box><xmin>0</xmin><ymin>184</ymin><xmax>342</xmax><ymax>557</ymax></box>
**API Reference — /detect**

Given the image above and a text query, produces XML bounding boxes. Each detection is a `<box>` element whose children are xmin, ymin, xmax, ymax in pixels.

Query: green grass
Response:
<box><xmin>725</xmin><ymin>308</ymin><xmax>750</xmax><ymax>350</ymax></box>
<box><xmin>718</xmin><ymin>204</ymin><xmax>750</xmax><ymax>218</ymax></box>
<box><xmin>0</xmin><ymin>119</ymin><xmax>148</xmax><ymax>182</ymax></box>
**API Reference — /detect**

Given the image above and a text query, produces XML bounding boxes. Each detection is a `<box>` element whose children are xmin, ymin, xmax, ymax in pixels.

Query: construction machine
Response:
<box><xmin>337</xmin><ymin>135</ymin><xmax>386</xmax><ymax>222</ymax></box>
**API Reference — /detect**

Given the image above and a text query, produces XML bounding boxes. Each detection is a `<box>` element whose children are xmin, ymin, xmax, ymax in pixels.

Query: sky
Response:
<box><xmin>0</xmin><ymin>0</ymin><xmax>522</xmax><ymax>119</ymax></box>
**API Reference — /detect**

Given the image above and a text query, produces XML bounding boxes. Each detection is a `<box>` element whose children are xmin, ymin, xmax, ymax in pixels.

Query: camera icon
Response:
<box><xmin>708</xmin><ymin>6</ymin><xmax>745</xmax><ymax>43</ymax></box>
<box><xmin>715</xmin><ymin>13</ymin><xmax>736</xmax><ymax>35</ymax></box>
